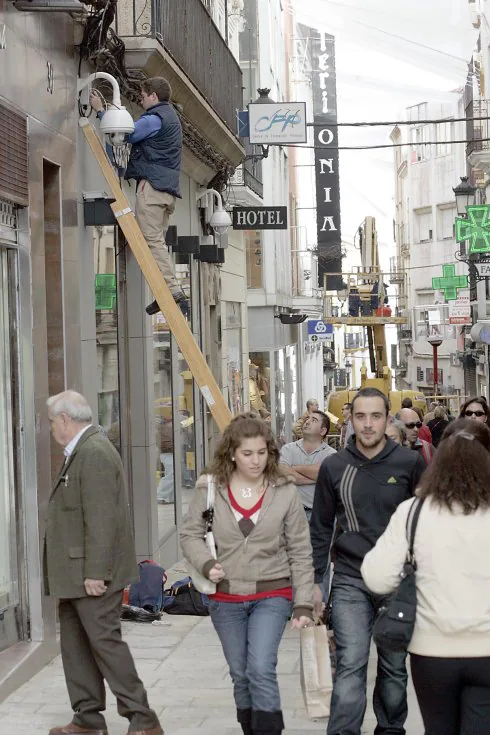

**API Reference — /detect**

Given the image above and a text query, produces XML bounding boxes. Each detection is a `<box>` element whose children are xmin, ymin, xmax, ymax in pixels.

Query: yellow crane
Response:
<box><xmin>323</xmin><ymin>216</ymin><xmax>426</xmax><ymax>418</ymax></box>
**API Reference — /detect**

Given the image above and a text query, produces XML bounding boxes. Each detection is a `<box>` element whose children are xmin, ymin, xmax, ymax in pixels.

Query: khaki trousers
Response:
<box><xmin>135</xmin><ymin>179</ymin><xmax>179</xmax><ymax>295</ymax></box>
<box><xmin>59</xmin><ymin>590</ymin><xmax>160</xmax><ymax>731</ymax></box>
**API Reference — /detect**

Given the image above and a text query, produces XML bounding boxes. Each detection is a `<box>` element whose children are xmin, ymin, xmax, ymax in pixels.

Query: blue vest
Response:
<box><xmin>125</xmin><ymin>102</ymin><xmax>182</xmax><ymax>198</ymax></box>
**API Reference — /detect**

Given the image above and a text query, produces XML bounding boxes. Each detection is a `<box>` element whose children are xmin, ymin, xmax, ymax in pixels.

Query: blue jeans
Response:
<box><xmin>327</xmin><ymin>574</ymin><xmax>408</xmax><ymax>735</ymax></box>
<box><xmin>208</xmin><ymin>596</ymin><xmax>290</xmax><ymax>712</ymax></box>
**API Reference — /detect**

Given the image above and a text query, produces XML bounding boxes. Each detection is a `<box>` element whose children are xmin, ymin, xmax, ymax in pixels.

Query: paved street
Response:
<box><xmin>0</xmin><ymin>566</ymin><xmax>423</xmax><ymax>734</ymax></box>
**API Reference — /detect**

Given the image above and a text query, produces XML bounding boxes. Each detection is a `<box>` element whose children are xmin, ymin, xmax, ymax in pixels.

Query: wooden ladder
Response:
<box><xmin>80</xmin><ymin>119</ymin><xmax>232</xmax><ymax>432</ymax></box>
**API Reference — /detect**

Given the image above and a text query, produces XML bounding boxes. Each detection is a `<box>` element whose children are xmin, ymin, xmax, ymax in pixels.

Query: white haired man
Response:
<box><xmin>44</xmin><ymin>390</ymin><xmax>163</xmax><ymax>735</ymax></box>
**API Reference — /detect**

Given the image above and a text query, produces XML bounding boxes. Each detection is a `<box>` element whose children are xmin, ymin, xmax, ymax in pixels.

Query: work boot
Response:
<box><xmin>48</xmin><ymin>725</ymin><xmax>107</xmax><ymax>735</ymax></box>
<box><xmin>145</xmin><ymin>291</ymin><xmax>190</xmax><ymax>319</ymax></box>
<box><xmin>252</xmin><ymin>710</ymin><xmax>284</xmax><ymax>735</ymax></box>
<box><xmin>237</xmin><ymin>707</ymin><xmax>254</xmax><ymax>735</ymax></box>
<box><xmin>145</xmin><ymin>299</ymin><xmax>160</xmax><ymax>316</ymax></box>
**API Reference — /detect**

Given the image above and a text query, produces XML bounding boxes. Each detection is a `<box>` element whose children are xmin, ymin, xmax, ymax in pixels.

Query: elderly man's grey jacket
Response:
<box><xmin>44</xmin><ymin>427</ymin><xmax>139</xmax><ymax>599</ymax></box>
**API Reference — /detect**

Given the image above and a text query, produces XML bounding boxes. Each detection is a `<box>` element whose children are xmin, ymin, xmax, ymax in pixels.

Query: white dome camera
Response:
<box><xmin>100</xmin><ymin>107</ymin><xmax>135</xmax><ymax>147</ymax></box>
<box><xmin>209</xmin><ymin>207</ymin><xmax>232</xmax><ymax>236</ymax></box>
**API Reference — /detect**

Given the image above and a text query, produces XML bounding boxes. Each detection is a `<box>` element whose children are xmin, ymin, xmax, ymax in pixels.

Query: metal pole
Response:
<box><xmin>432</xmin><ymin>343</ymin><xmax>439</xmax><ymax>397</ymax></box>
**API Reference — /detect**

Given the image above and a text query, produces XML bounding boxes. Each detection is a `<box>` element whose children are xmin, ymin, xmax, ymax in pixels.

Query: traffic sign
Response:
<box><xmin>307</xmin><ymin>319</ymin><xmax>334</xmax><ymax>342</ymax></box>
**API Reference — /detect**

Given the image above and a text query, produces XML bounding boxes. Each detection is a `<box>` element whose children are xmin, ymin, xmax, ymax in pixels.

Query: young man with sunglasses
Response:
<box><xmin>397</xmin><ymin>407</ymin><xmax>434</xmax><ymax>465</ymax></box>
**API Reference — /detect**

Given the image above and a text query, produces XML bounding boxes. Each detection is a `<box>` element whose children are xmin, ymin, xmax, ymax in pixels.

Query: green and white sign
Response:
<box><xmin>455</xmin><ymin>204</ymin><xmax>490</xmax><ymax>254</ymax></box>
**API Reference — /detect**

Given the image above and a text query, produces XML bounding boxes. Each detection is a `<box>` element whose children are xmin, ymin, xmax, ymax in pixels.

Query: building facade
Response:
<box><xmin>0</xmin><ymin>0</ymin><xmax>246</xmax><ymax>695</ymax></box>
<box><xmin>391</xmin><ymin>101</ymin><xmax>467</xmax><ymax>398</ymax></box>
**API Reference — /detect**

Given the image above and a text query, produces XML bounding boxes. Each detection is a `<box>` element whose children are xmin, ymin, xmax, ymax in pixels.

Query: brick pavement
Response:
<box><xmin>0</xmin><ymin>562</ymin><xmax>424</xmax><ymax>734</ymax></box>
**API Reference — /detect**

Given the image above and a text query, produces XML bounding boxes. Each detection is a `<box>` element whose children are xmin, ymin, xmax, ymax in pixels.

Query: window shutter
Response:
<box><xmin>0</xmin><ymin>103</ymin><xmax>28</xmax><ymax>207</ymax></box>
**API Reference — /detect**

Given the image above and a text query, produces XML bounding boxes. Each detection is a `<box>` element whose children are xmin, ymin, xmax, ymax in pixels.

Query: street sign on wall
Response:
<box><xmin>448</xmin><ymin>291</ymin><xmax>471</xmax><ymax>325</ymax></box>
<box><xmin>474</xmin><ymin>261</ymin><xmax>490</xmax><ymax>278</ymax></box>
<box><xmin>308</xmin><ymin>319</ymin><xmax>334</xmax><ymax>343</ymax></box>
<box><xmin>248</xmin><ymin>102</ymin><xmax>307</xmax><ymax>145</ymax></box>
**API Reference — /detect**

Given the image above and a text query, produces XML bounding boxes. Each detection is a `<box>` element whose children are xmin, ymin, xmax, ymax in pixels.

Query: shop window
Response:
<box><xmin>437</xmin><ymin>206</ymin><xmax>456</xmax><ymax>240</ymax></box>
<box><xmin>94</xmin><ymin>227</ymin><xmax>121</xmax><ymax>453</ymax></box>
<box><xmin>225</xmin><ymin>302</ymin><xmax>243</xmax><ymax>416</ymax></box>
<box><xmin>249</xmin><ymin>352</ymin><xmax>271</xmax><ymax>418</ymax></box>
<box><xmin>245</xmin><ymin>230</ymin><xmax>263</xmax><ymax>288</ymax></box>
<box><xmin>274</xmin><ymin>349</ymin><xmax>286</xmax><ymax>444</ymax></box>
<box><xmin>414</xmin><ymin>210</ymin><xmax>432</xmax><ymax>243</ymax></box>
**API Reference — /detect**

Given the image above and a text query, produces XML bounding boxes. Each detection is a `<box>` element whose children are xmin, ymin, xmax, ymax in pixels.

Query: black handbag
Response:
<box><xmin>372</xmin><ymin>498</ymin><xmax>424</xmax><ymax>653</ymax></box>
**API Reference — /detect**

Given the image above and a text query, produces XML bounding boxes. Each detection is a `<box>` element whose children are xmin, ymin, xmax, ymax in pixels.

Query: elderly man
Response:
<box><xmin>44</xmin><ymin>390</ymin><xmax>163</xmax><ymax>735</ymax></box>
<box><xmin>397</xmin><ymin>407</ymin><xmax>433</xmax><ymax>465</ymax></box>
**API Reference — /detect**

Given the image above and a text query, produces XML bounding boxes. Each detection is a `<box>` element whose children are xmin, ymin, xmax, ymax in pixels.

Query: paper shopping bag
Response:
<box><xmin>300</xmin><ymin>624</ymin><xmax>333</xmax><ymax>719</ymax></box>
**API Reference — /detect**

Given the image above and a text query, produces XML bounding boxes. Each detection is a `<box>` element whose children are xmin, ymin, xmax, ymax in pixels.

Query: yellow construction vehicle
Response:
<box><xmin>323</xmin><ymin>216</ymin><xmax>426</xmax><ymax>420</ymax></box>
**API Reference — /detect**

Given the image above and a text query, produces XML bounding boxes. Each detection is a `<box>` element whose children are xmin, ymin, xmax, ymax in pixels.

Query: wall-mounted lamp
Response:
<box><xmin>196</xmin><ymin>188</ymin><xmax>232</xmax><ymax>237</ymax></box>
<box><xmin>274</xmin><ymin>313</ymin><xmax>308</xmax><ymax>324</ymax></box>
<box><xmin>77</xmin><ymin>72</ymin><xmax>134</xmax><ymax>146</ymax></box>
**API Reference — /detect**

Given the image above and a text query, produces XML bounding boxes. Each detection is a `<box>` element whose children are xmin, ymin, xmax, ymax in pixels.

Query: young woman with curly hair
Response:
<box><xmin>362</xmin><ymin>418</ymin><xmax>490</xmax><ymax>735</ymax></box>
<box><xmin>181</xmin><ymin>412</ymin><xmax>315</xmax><ymax>735</ymax></box>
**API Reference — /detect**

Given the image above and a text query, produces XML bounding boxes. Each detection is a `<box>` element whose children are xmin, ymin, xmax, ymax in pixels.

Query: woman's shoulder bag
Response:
<box><xmin>372</xmin><ymin>497</ymin><xmax>425</xmax><ymax>653</ymax></box>
<box><xmin>185</xmin><ymin>474</ymin><xmax>217</xmax><ymax>595</ymax></box>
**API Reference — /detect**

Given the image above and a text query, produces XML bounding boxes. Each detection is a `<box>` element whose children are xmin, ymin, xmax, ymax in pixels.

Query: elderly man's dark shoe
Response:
<box><xmin>126</xmin><ymin>727</ymin><xmax>164</xmax><ymax>735</ymax></box>
<box><xmin>48</xmin><ymin>725</ymin><xmax>108</xmax><ymax>735</ymax></box>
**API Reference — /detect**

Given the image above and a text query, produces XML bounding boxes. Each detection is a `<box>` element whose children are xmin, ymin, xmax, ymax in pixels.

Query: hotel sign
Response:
<box><xmin>306</xmin><ymin>26</ymin><xmax>342</xmax><ymax>291</ymax></box>
<box><xmin>232</xmin><ymin>206</ymin><xmax>288</xmax><ymax>230</ymax></box>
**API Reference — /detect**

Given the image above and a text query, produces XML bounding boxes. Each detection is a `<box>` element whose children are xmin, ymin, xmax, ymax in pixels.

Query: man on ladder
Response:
<box><xmin>90</xmin><ymin>77</ymin><xmax>189</xmax><ymax>318</ymax></box>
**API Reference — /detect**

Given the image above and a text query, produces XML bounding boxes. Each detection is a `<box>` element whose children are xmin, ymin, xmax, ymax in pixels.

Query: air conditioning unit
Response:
<box><xmin>13</xmin><ymin>0</ymin><xmax>84</xmax><ymax>10</ymax></box>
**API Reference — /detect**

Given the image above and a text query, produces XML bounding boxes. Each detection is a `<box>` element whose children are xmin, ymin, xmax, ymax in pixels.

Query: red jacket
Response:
<box><xmin>419</xmin><ymin>425</ymin><xmax>432</xmax><ymax>444</ymax></box>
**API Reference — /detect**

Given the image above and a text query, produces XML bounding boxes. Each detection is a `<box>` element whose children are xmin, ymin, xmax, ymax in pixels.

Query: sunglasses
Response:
<box><xmin>464</xmin><ymin>410</ymin><xmax>486</xmax><ymax>418</ymax></box>
<box><xmin>404</xmin><ymin>421</ymin><xmax>422</xmax><ymax>430</ymax></box>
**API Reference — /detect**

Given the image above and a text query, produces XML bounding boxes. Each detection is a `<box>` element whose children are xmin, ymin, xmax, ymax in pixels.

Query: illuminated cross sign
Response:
<box><xmin>455</xmin><ymin>205</ymin><xmax>490</xmax><ymax>254</ymax></box>
<box><xmin>95</xmin><ymin>274</ymin><xmax>117</xmax><ymax>310</ymax></box>
<box><xmin>431</xmin><ymin>264</ymin><xmax>468</xmax><ymax>301</ymax></box>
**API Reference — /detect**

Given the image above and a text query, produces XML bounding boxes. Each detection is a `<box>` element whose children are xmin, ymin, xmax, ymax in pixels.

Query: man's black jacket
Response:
<box><xmin>310</xmin><ymin>437</ymin><xmax>426</xmax><ymax>582</ymax></box>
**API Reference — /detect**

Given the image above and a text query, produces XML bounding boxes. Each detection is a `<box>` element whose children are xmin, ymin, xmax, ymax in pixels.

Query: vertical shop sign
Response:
<box><xmin>310</xmin><ymin>28</ymin><xmax>342</xmax><ymax>291</ymax></box>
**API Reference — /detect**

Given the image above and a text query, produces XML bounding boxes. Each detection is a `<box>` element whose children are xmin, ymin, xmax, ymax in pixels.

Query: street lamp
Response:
<box><xmin>427</xmin><ymin>336</ymin><xmax>443</xmax><ymax>396</ymax></box>
<box><xmin>453</xmin><ymin>176</ymin><xmax>476</xmax><ymax>217</ymax></box>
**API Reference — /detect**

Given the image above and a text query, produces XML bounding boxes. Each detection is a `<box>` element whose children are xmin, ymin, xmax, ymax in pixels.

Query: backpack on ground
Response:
<box><xmin>128</xmin><ymin>560</ymin><xmax>167</xmax><ymax>613</ymax></box>
<box><xmin>161</xmin><ymin>576</ymin><xmax>210</xmax><ymax>616</ymax></box>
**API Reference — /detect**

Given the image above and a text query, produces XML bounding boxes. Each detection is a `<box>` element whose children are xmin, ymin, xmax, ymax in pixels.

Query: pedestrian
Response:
<box><xmin>90</xmin><ymin>77</ymin><xmax>189</xmax><ymax>318</ymax></box>
<box><xmin>310</xmin><ymin>387</ymin><xmax>426</xmax><ymax>735</ymax></box>
<box><xmin>180</xmin><ymin>412</ymin><xmax>314</xmax><ymax>735</ymax></box>
<box><xmin>339</xmin><ymin>402</ymin><xmax>354</xmax><ymax>448</ymax></box>
<box><xmin>400</xmin><ymin>397</ymin><xmax>413</xmax><ymax>409</ymax></box>
<box><xmin>280</xmin><ymin>410</ymin><xmax>336</xmax><ymax>522</ymax></box>
<box><xmin>361</xmin><ymin>418</ymin><xmax>490</xmax><ymax>735</ymax></box>
<box><xmin>427</xmin><ymin>405</ymin><xmax>449</xmax><ymax>448</ymax></box>
<box><xmin>412</xmin><ymin>406</ymin><xmax>432</xmax><ymax>444</ymax></box>
<box><xmin>44</xmin><ymin>390</ymin><xmax>163</xmax><ymax>735</ymax></box>
<box><xmin>459</xmin><ymin>395</ymin><xmax>490</xmax><ymax>424</ymax></box>
<box><xmin>386</xmin><ymin>418</ymin><xmax>407</xmax><ymax>446</ymax></box>
<box><xmin>397</xmin><ymin>408</ymin><xmax>434</xmax><ymax>465</ymax></box>
<box><xmin>423</xmin><ymin>401</ymin><xmax>438</xmax><ymax>425</ymax></box>
<box><xmin>293</xmin><ymin>398</ymin><xmax>319</xmax><ymax>440</ymax></box>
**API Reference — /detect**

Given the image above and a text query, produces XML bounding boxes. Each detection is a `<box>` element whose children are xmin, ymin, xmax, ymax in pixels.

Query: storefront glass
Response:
<box><xmin>0</xmin><ymin>248</ymin><xmax>19</xmax><ymax>651</ymax></box>
<box><xmin>249</xmin><ymin>351</ymin><xmax>271</xmax><ymax>418</ymax></box>
<box><xmin>225</xmin><ymin>303</ymin><xmax>243</xmax><ymax>415</ymax></box>
<box><xmin>274</xmin><ymin>349</ymin><xmax>286</xmax><ymax>444</ymax></box>
<box><xmin>154</xmin><ymin>317</ymin><xmax>176</xmax><ymax>540</ymax></box>
<box><xmin>245</xmin><ymin>230</ymin><xmax>263</xmax><ymax>288</ymax></box>
<box><xmin>94</xmin><ymin>227</ymin><xmax>120</xmax><ymax>451</ymax></box>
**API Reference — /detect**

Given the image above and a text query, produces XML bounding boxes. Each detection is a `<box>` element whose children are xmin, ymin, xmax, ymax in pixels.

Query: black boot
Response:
<box><xmin>237</xmin><ymin>708</ymin><xmax>254</xmax><ymax>735</ymax></box>
<box><xmin>252</xmin><ymin>710</ymin><xmax>284</xmax><ymax>734</ymax></box>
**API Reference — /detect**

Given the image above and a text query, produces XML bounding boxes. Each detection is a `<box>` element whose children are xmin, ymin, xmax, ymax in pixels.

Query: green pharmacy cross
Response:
<box><xmin>95</xmin><ymin>274</ymin><xmax>117</xmax><ymax>310</ymax></box>
<box><xmin>455</xmin><ymin>204</ymin><xmax>490</xmax><ymax>254</ymax></box>
<box><xmin>431</xmin><ymin>264</ymin><xmax>468</xmax><ymax>301</ymax></box>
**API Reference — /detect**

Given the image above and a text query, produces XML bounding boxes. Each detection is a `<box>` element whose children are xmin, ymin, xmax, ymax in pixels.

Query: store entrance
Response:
<box><xmin>0</xmin><ymin>247</ymin><xmax>23</xmax><ymax>652</ymax></box>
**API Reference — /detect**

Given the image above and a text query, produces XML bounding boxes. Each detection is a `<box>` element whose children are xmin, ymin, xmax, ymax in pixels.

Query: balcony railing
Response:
<box><xmin>116</xmin><ymin>0</ymin><xmax>243</xmax><ymax>135</ymax></box>
<box><xmin>466</xmin><ymin>99</ymin><xmax>490</xmax><ymax>158</ymax></box>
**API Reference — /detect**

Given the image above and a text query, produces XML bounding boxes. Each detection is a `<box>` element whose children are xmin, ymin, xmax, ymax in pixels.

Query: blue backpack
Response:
<box><xmin>128</xmin><ymin>560</ymin><xmax>167</xmax><ymax>613</ymax></box>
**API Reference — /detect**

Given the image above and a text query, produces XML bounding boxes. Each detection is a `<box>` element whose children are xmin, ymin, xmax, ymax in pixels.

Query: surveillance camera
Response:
<box><xmin>100</xmin><ymin>106</ymin><xmax>135</xmax><ymax>147</ymax></box>
<box><xmin>209</xmin><ymin>207</ymin><xmax>232</xmax><ymax>236</ymax></box>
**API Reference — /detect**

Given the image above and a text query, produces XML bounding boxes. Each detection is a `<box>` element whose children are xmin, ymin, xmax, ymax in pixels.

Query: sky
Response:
<box><xmin>290</xmin><ymin>0</ymin><xmax>478</xmax><ymax>268</ymax></box>
<box><xmin>288</xmin><ymin>0</ymin><xmax>478</xmax><ymax>373</ymax></box>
